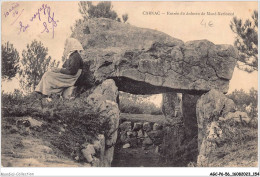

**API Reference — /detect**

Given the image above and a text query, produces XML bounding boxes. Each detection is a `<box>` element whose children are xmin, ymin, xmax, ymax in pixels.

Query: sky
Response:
<box><xmin>1</xmin><ymin>1</ymin><xmax>258</xmax><ymax>105</ymax></box>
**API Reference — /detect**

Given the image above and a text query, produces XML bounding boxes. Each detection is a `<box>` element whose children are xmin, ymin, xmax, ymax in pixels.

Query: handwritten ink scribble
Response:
<box><xmin>30</xmin><ymin>4</ymin><xmax>48</xmax><ymax>22</ymax></box>
<box><xmin>11</xmin><ymin>9</ymin><xmax>24</xmax><ymax>26</ymax></box>
<box><xmin>30</xmin><ymin>4</ymin><xmax>58</xmax><ymax>38</ymax></box>
<box><xmin>41</xmin><ymin>22</ymin><xmax>49</xmax><ymax>33</ymax></box>
<box><xmin>12</xmin><ymin>10</ymin><xmax>18</xmax><ymax>17</ymax></box>
<box><xmin>4</xmin><ymin>2</ymin><xmax>19</xmax><ymax>18</ymax></box>
<box><xmin>18</xmin><ymin>21</ymin><xmax>29</xmax><ymax>34</ymax></box>
<box><xmin>200</xmin><ymin>19</ymin><xmax>214</xmax><ymax>28</ymax></box>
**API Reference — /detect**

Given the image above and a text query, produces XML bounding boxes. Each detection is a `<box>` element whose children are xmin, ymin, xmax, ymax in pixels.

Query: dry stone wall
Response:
<box><xmin>118</xmin><ymin>120</ymin><xmax>164</xmax><ymax>151</ymax></box>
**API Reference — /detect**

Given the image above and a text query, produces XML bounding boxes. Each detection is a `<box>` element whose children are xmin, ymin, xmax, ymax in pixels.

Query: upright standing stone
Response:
<box><xmin>86</xmin><ymin>79</ymin><xmax>120</xmax><ymax>167</ymax></box>
<box><xmin>161</xmin><ymin>92</ymin><xmax>185</xmax><ymax>165</ymax></box>
<box><xmin>196</xmin><ymin>89</ymin><xmax>236</xmax><ymax>167</ymax></box>
<box><xmin>162</xmin><ymin>92</ymin><xmax>178</xmax><ymax>120</ymax></box>
<box><xmin>182</xmin><ymin>93</ymin><xmax>201</xmax><ymax>140</ymax></box>
<box><xmin>196</xmin><ymin>89</ymin><xmax>236</xmax><ymax>150</ymax></box>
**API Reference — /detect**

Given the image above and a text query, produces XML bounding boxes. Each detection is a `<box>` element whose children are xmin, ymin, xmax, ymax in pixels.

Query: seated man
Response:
<box><xmin>35</xmin><ymin>38</ymin><xmax>83</xmax><ymax>99</ymax></box>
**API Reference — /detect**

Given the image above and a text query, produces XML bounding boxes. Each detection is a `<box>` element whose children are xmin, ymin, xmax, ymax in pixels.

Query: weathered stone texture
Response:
<box><xmin>162</xmin><ymin>92</ymin><xmax>181</xmax><ymax>120</ymax></box>
<box><xmin>72</xmin><ymin>18</ymin><xmax>238</xmax><ymax>94</ymax></box>
<box><xmin>196</xmin><ymin>89</ymin><xmax>236</xmax><ymax>150</ymax></box>
<box><xmin>85</xmin><ymin>79</ymin><xmax>120</xmax><ymax>167</ymax></box>
<box><xmin>196</xmin><ymin>89</ymin><xmax>252</xmax><ymax>167</ymax></box>
<box><xmin>117</xmin><ymin>120</ymin><xmax>164</xmax><ymax>149</ymax></box>
<box><xmin>71</xmin><ymin>18</ymin><xmax>240</xmax><ymax>167</ymax></box>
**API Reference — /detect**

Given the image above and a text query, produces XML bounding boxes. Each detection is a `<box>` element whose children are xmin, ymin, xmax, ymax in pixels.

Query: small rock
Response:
<box><xmin>75</xmin><ymin>156</ymin><xmax>79</xmax><ymax>161</ymax></box>
<box><xmin>120</xmin><ymin>132</ymin><xmax>128</xmax><ymax>143</ymax></box>
<box><xmin>144</xmin><ymin>132</ymin><xmax>148</xmax><ymax>138</ymax></box>
<box><xmin>60</xmin><ymin>127</ymin><xmax>66</xmax><ymax>132</ymax></box>
<box><xmin>92</xmin><ymin>157</ymin><xmax>100</xmax><ymax>166</ymax></box>
<box><xmin>143</xmin><ymin>137</ymin><xmax>153</xmax><ymax>145</ymax></box>
<box><xmin>153</xmin><ymin>123</ymin><xmax>161</xmax><ymax>130</ymax></box>
<box><xmin>123</xmin><ymin>143</ymin><xmax>131</xmax><ymax>149</ymax></box>
<box><xmin>143</xmin><ymin>122</ymin><xmax>151</xmax><ymax>132</ymax></box>
<box><xmin>132</xmin><ymin>122</ymin><xmax>142</xmax><ymax>131</ymax></box>
<box><xmin>26</xmin><ymin>117</ymin><xmax>43</xmax><ymax>127</ymax></box>
<box><xmin>87</xmin><ymin>144</ymin><xmax>96</xmax><ymax>154</ymax></box>
<box><xmin>64</xmin><ymin>124</ymin><xmax>68</xmax><ymax>127</ymax></box>
<box><xmin>137</xmin><ymin>130</ymin><xmax>144</xmax><ymax>138</ymax></box>
<box><xmin>155</xmin><ymin>146</ymin><xmax>159</xmax><ymax>153</ymax></box>
<box><xmin>82</xmin><ymin>144</ymin><xmax>96</xmax><ymax>163</ymax></box>
<box><xmin>93</xmin><ymin>140</ymin><xmax>101</xmax><ymax>152</ymax></box>
<box><xmin>120</xmin><ymin>121</ymin><xmax>132</xmax><ymax>131</ymax></box>
<box><xmin>126</xmin><ymin>131</ymin><xmax>133</xmax><ymax>136</ymax></box>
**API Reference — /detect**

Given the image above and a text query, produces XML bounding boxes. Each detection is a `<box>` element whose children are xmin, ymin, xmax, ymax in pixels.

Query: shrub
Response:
<box><xmin>119</xmin><ymin>104</ymin><xmax>144</xmax><ymax>114</ymax></box>
<box><xmin>2</xmin><ymin>42</ymin><xmax>20</xmax><ymax>80</ymax></box>
<box><xmin>2</xmin><ymin>91</ymin><xmax>106</xmax><ymax>136</ymax></box>
<box><xmin>2</xmin><ymin>91</ymin><xmax>109</xmax><ymax>162</ymax></box>
<box><xmin>79</xmin><ymin>1</ymin><xmax>118</xmax><ymax>20</ymax></box>
<box><xmin>227</xmin><ymin>88</ymin><xmax>258</xmax><ymax>119</ymax></box>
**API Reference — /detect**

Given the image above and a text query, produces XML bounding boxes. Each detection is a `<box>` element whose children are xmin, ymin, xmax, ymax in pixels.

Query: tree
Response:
<box><xmin>78</xmin><ymin>1</ymin><xmax>118</xmax><ymax>20</ymax></box>
<box><xmin>230</xmin><ymin>10</ymin><xmax>258</xmax><ymax>73</ymax></box>
<box><xmin>118</xmin><ymin>92</ymin><xmax>162</xmax><ymax>114</ymax></box>
<box><xmin>122</xmin><ymin>13</ymin><xmax>128</xmax><ymax>23</ymax></box>
<box><xmin>78</xmin><ymin>1</ymin><xmax>91</xmax><ymax>20</ymax></box>
<box><xmin>1</xmin><ymin>42</ymin><xmax>20</xmax><ymax>80</ymax></box>
<box><xmin>19</xmin><ymin>40</ymin><xmax>60</xmax><ymax>93</ymax></box>
<box><xmin>227</xmin><ymin>88</ymin><xmax>258</xmax><ymax>118</ymax></box>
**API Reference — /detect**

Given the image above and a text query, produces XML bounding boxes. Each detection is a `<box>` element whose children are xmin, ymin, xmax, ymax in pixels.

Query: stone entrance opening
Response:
<box><xmin>111</xmin><ymin>91</ymin><xmax>200</xmax><ymax>167</ymax></box>
<box><xmin>112</xmin><ymin>91</ymin><xmax>166</xmax><ymax>167</ymax></box>
<box><xmin>71</xmin><ymin>18</ymin><xmax>239</xmax><ymax>166</ymax></box>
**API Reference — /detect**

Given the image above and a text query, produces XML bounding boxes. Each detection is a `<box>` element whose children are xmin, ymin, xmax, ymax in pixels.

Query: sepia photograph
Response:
<box><xmin>1</xmin><ymin>0</ymin><xmax>258</xmax><ymax>175</ymax></box>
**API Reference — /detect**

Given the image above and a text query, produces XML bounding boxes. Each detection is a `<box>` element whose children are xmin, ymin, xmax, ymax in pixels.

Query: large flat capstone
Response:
<box><xmin>73</xmin><ymin>18</ymin><xmax>238</xmax><ymax>94</ymax></box>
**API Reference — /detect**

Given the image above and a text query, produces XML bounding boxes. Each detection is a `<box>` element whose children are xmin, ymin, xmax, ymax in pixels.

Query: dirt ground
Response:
<box><xmin>112</xmin><ymin>146</ymin><xmax>161</xmax><ymax>167</ymax></box>
<box><xmin>1</xmin><ymin>116</ymin><xmax>89</xmax><ymax>167</ymax></box>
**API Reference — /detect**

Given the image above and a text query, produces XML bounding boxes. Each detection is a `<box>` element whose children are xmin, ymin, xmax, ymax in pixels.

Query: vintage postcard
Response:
<box><xmin>1</xmin><ymin>1</ymin><xmax>258</xmax><ymax>176</ymax></box>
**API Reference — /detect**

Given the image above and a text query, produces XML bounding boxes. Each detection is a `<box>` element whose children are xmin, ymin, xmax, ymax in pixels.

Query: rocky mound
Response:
<box><xmin>72</xmin><ymin>18</ymin><xmax>238</xmax><ymax>94</ymax></box>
